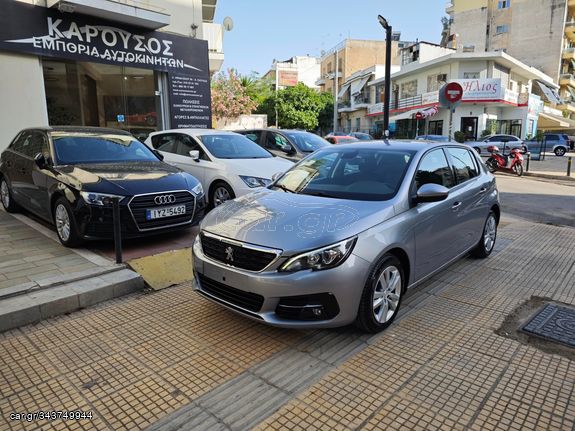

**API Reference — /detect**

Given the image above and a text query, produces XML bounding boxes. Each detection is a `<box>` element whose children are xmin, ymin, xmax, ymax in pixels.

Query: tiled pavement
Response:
<box><xmin>0</xmin><ymin>217</ymin><xmax>574</xmax><ymax>430</ymax></box>
<box><xmin>0</xmin><ymin>210</ymin><xmax>100</xmax><ymax>290</ymax></box>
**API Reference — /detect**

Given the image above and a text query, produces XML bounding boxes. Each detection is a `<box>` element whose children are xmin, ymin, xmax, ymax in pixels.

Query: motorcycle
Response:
<box><xmin>485</xmin><ymin>145</ymin><xmax>525</xmax><ymax>176</ymax></box>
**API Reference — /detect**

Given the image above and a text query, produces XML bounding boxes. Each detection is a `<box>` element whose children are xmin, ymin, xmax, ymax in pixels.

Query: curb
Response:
<box><xmin>524</xmin><ymin>172</ymin><xmax>575</xmax><ymax>182</ymax></box>
<box><xmin>0</xmin><ymin>268</ymin><xmax>144</xmax><ymax>333</ymax></box>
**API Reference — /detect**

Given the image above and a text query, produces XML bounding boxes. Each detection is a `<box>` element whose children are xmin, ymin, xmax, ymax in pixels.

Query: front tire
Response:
<box><xmin>471</xmin><ymin>211</ymin><xmax>497</xmax><ymax>258</ymax></box>
<box><xmin>513</xmin><ymin>163</ymin><xmax>523</xmax><ymax>177</ymax></box>
<box><xmin>53</xmin><ymin>197</ymin><xmax>82</xmax><ymax>247</ymax></box>
<box><xmin>0</xmin><ymin>177</ymin><xmax>19</xmax><ymax>213</ymax></box>
<box><xmin>485</xmin><ymin>157</ymin><xmax>497</xmax><ymax>173</ymax></box>
<box><xmin>355</xmin><ymin>255</ymin><xmax>404</xmax><ymax>333</ymax></box>
<box><xmin>210</xmin><ymin>181</ymin><xmax>235</xmax><ymax>208</ymax></box>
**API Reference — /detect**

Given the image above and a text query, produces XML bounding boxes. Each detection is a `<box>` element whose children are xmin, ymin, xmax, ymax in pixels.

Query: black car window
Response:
<box><xmin>284</xmin><ymin>132</ymin><xmax>329</xmax><ymax>152</ymax></box>
<box><xmin>152</xmin><ymin>134</ymin><xmax>178</xmax><ymax>153</ymax></box>
<box><xmin>20</xmin><ymin>132</ymin><xmax>48</xmax><ymax>158</ymax></box>
<box><xmin>446</xmin><ymin>147</ymin><xmax>478</xmax><ymax>183</ymax></box>
<box><xmin>175</xmin><ymin>134</ymin><xmax>209</xmax><ymax>161</ymax></box>
<box><xmin>243</xmin><ymin>131</ymin><xmax>261</xmax><ymax>144</ymax></box>
<box><xmin>9</xmin><ymin>132</ymin><xmax>29</xmax><ymax>154</ymax></box>
<box><xmin>266</xmin><ymin>133</ymin><xmax>292</xmax><ymax>151</ymax></box>
<box><xmin>546</xmin><ymin>134</ymin><xmax>558</xmax><ymax>140</ymax></box>
<box><xmin>415</xmin><ymin>149</ymin><xmax>455</xmax><ymax>189</ymax></box>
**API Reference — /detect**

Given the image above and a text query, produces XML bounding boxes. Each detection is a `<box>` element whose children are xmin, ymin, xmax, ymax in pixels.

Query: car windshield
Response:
<box><xmin>198</xmin><ymin>134</ymin><xmax>273</xmax><ymax>159</ymax></box>
<box><xmin>353</xmin><ymin>133</ymin><xmax>372</xmax><ymax>140</ymax></box>
<box><xmin>52</xmin><ymin>133</ymin><xmax>159</xmax><ymax>165</ymax></box>
<box><xmin>284</xmin><ymin>132</ymin><xmax>329</xmax><ymax>152</ymax></box>
<box><xmin>272</xmin><ymin>147</ymin><xmax>416</xmax><ymax>201</ymax></box>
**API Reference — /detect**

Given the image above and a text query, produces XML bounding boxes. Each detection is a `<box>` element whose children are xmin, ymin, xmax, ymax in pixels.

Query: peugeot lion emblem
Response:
<box><xmin>154</xmin><ymin>195</ymin><xmax>176</xmax><ymax>205</ymax></box>
<box><xmin>225</xmin><ymin>246</ymin><xmax>234</xmax><ymax>262</ymax></box>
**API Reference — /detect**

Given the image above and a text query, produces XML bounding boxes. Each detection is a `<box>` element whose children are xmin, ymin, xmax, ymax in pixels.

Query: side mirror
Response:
<box><xmin>189</xmin><ymin>150</ymin><xmax>200</xmax><ymax>162</ymax></box>
<box><xmin>271</xmin><ymin>172</ymin><xmax>283</xmax><ymax>182</ymax></box>
<box><xmin>34</xmin><ymin>153</ymin><xmax>47</xmax><ymax>169</ymax></box>
<box><xmin>281</xmin><ymin>144</ymin><xmax>295</xmax><ymax>154</ymax></box>
<box><xmin>416</xmin><ymin>183</ymin><xmax>449</xmax><ymax>203</ymax></box>
<box><xmin>153</xmin><ymin>150</ymin><xmax>164</xmax><ymax>161</ymax></box>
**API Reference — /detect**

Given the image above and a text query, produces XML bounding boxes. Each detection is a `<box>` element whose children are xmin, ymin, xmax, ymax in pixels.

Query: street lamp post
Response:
<box><xmin>378</xmin><ymin>14</ymin><xmax>392</xmax><ymax>137</ymax></box>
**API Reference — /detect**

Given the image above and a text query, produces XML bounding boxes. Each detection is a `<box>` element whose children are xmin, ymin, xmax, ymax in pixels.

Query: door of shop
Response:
<box><xmin>460</xmin><ymin>117</ymin><xmax>478</xmax><ymax>140</ymax></box>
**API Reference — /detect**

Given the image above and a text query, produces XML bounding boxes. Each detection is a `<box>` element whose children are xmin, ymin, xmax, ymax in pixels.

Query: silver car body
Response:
<box><xmin>192</xmin><ymin>141</ymin><xmax>500</xmax><ymax>328</ymax></box>
<box><xmin>466</xmin><ymin>134</ymin><xmax>523</xmax><ymax>154</ymax></box>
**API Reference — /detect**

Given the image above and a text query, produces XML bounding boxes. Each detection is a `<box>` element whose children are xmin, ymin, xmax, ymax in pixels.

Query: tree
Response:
<box><xmin>317</xmin><ymin>91</ymin><xmax>335</xmax><ymax>133</ymax></box>
<box><xmin>239</xmin><ymin>72</ymin><xmax>274</xmax><ymax>107</ymax></box>
<box><xmin>211</xmin><ymin>69</ymin><xmax>258</xmax><ymax>121</ymax></box>
<box><xmin>258</xmin><ymin>83</ymin><xmax>330</xmax><ymax>130</ymax></box>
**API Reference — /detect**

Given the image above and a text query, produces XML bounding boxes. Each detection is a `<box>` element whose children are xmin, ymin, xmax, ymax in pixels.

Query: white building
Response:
<box><xmin>264</xmin><ymin>56</ymin><xmax>321</xmax><ymax>90</ymax></box>
<box><xmin>0</xmin><ymin>0</ymin><xmax>227</xmax><ymax>151</ymax></box>
<box><xmin>367</xmin><ymin>47</ymin><xmax>564</xmax><ymax>139</ymax></box>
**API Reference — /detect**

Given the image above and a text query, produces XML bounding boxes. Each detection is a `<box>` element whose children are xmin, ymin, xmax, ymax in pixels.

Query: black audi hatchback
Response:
<box><xmin>0</xmin><ymin>127</ymin><xmax>206</xmax><ymax>246</ymax></box>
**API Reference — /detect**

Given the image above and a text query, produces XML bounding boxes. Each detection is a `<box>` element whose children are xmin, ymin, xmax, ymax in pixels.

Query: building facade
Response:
<box><xmin>0</xmin><ymin>0</ymin><xmax>226</xmax><ymax>151</ymax></box>
<box><xmin>367</xmin><ymin>49</ymin><xmax>559</xmax><ymax>139</ymax></box>
<box><xmin>445</xmin><ymin>0</ymin><xmax>575</xmax><ymax>120</ymax></box>
<box><xmin>263</xmin><ymin>56</ymin><xmax>321</xmax><ymax>90</ymax></box>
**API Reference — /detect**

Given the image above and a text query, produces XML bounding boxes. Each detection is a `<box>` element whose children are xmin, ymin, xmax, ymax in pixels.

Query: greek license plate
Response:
<box><xmin>146</xmin><ymin>205</ymin><xmax>186</xmax><ymax>220</ymax></box>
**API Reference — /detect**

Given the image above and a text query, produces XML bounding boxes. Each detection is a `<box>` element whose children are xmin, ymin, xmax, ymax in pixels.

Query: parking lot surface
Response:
<box><xmin>0</xmin><ymin>215</ymin><xmax>574</xmax><ymax>430</ymax></box>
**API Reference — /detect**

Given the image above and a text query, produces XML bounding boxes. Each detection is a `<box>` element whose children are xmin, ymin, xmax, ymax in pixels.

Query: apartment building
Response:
<box><xmin>0</xmin><ymin>0</ymin><xmax>227</xmax><ymax>150</ymax></box>
<box><xmin>263</xmin><ymin>56</ymin><xmax>321</xmax><ymax>90</ymax></box>
<box><xmin>367</xmin><ymin>47</ymin><xmax>560</xmax><ymax>139</ymax></box>
<box><xmin>444</xmin><ymin>0</ymin><xmax>575</xmax><ymax>120</ymax></box>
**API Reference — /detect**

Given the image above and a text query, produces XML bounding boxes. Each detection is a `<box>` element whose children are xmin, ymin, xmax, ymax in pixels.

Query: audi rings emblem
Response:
<box><xmin>154</xmin><ymin>194</ymin><xmax>176</xmax><ymax>205</ymax></box>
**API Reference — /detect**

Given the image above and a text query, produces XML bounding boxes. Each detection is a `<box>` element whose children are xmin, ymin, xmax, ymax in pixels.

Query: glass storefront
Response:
<box><xmin>43</xmin><ymin>60</ymin><xmax>161</xmax><ymax>141</ymax></box>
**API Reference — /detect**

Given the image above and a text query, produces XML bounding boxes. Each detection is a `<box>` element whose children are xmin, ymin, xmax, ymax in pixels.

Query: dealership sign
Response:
<box><xmin>0</xmin><ymin>1</ymin><xmax>211</xmax><ymax>128</ymax></box>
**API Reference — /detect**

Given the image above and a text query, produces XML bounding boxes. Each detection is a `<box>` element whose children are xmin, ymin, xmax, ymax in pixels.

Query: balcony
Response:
<box><xmin>562</xmin><ymin>47</ymin><xmax>575</xmax><ymax>60</ymax></box>
<box><xmin>566</xmin><ymin>21</ymin><xmax>575</xmax><ymax>40</ymax></box>
<box><xmin>445</xmin><ymin>1</ymin><xmax>454</xmax><ymax>14</ymax></box>
<box><xmin>46</xmin><ymin>0</ymin><xmax>170</xmax><ymax>29</ymax></box>
<box><xmin>203</xmin><ymin>22</ymin><xmax>224</xmax><ymax>73</ymax></box>
<box><xmin>315</xmin><ymin>77</ymin><xmax>327</xmax><ymax>86</ymax></box>
<box><xmin>560</xmin><ymin>73</ymin><xmax>575</xmax><ymax>88</ymax></box>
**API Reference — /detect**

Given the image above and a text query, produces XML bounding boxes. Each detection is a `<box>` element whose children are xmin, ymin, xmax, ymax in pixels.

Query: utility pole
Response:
<box><xmin>332</xmin><ymin>49</ymin><xmax>339</xmax><ymax>133</ymax></box>
<box><xmin>378</xmin><ymin>15</ymin><xmax>392</xmax><ymax>138</ymax></box>
<box><xmin>275</xmin><ymin>62</ymin><xmax>279</xmax><ymax>128</ymax></box>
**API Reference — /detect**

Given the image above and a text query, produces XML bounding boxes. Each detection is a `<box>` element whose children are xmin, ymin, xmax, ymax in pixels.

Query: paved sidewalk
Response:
<box><xmin>0</xmin><ymin>217</ymin><xmax>573</xmax><ymax>430</ymax></box>
<box><xmin>526</xmin><ymin>152</ymin><xmax>574</xmax><ymax>179</ymax></box>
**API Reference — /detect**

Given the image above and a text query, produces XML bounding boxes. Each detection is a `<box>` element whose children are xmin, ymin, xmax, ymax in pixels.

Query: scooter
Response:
<box><xmin>485</xmin><ymin>145</ymin><xmax>525</xmax><ymax>176</ymax></box>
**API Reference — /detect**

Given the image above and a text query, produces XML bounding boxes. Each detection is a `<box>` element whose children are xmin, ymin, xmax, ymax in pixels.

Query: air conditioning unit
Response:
<box><xmin>462</xmin><ymin>45</ymin><xmax>475</xmax><ymax>52</ymax></box>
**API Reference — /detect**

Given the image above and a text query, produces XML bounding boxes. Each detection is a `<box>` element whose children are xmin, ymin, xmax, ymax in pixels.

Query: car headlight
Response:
<box><xmin>80</xmin><ymin>192</ymin><xmax>125</xmax><ymax>206</ymax></box>
<box><xmin>239</xmin><ymin>175</ymin><xmax>272</xmax><ymax>188</ymax></box>
<box><xmin>280</xmin><ymin>237</ymin><xmax>357</xmax><ymax>272</ymax></box>
<box><xmin>192</xmin><ymin>183</ymin><xmax>204</xmax><ymax>196</ymax></box>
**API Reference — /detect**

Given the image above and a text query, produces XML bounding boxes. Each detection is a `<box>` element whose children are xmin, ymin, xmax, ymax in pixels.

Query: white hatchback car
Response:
<box><xmin>146</xmin><ymin>129</ymin><xmax>294</xmax><ymax>207</ymax></box>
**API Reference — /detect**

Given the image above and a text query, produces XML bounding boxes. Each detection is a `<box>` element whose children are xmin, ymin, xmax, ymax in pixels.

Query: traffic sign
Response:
<box><xmin>444</xmin><ymin>82</ymin><xmax>463</xmax><ymax>104</ymax></box>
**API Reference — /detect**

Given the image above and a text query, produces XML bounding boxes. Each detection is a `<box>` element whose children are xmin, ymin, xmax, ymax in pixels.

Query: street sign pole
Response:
<box><xmin>440</xmin><ymin>82</ymin><xmax>464</xmax><ymax>143</ymax></box>
<box><xmin>449</xmin><ymin>107</ymin><xmax>453</xmax><ymax>142</ymax></box>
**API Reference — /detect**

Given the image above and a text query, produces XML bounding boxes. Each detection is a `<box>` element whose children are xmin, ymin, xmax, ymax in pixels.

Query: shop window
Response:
<box><xmin>43</xmin><ymin>59</ymin><xmax>160</xmax><ymax>141</ymax></box>
<box><xmin>428</xmin><ymin>120</ymin><xmax>444</xmax><ymax>135</ymax></box>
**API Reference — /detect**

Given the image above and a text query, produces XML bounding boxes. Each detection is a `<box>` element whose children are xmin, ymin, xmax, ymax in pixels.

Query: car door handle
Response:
<box><xmin>479</xmin><ymin>187</ymin><xmax>487</xmax><ymax>194</ymax></box>
<box><xmin>452</xmin><ymin>201</ymin><xmax>462</xmax><ymax>210</ymax></box>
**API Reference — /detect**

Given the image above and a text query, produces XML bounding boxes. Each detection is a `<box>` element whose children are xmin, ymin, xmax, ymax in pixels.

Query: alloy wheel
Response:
<box><xmin>213</xmin><ymin>187</ymin><xmax>231</xmax><ymax>206</ymax></box>
<box><xmin>372</xmin><ymin>266</ymin><xmax>402</xmax><ymax>323</ymax></box>
<box><xmin>55</xmin><ymin>204</ymin><xmax>71</xmax><ymax>242</ymax></box>
<box><xmin>0</xmin><ymin>180</ymin><xmax>9</xmax><ymax>208</ymax></box>
<box><xmin>484</xmin><ymin>215</ymin><xmax>497</xmax><ymax>253</ymax></box>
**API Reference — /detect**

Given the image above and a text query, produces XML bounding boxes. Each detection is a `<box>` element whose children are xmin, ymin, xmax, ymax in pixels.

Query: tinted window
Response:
<box><xmin>415</xmin><ymin>149</ymin><xmax>455</xmax><ymax>189</ymax></box>
<box><xmin>266</xmin><ymin>133</ymin><xmax>292</xmax><ymax>151</ymax></box>
<box><xmin>152</xmin><ymin>134</ymin><xmax>177</xmax><ymax>153</ymax></box>
<box><xmin>198</xmin><ymin>134</ymin><xmax>273</xmax><ymax>159</ymax></box>
<box><xmin>273</xmin><ymin>147</ymin><xmax>415</xmax><ymax>201</ymax></box>
<box><xmin>446</xmin><ymin>147</ymin><xmax>479</xmax><ymax>183</ymax></box>
<box><xmin>9</xmin><ymin>132</ymin><xmax>29</xmax><ymax>154</ymax></box>
<box><xmin>19</xmin><ymin>132</ymin><xmax>48</xmax><ymax>158</ymax></box>
<box><xmin>175</xmin><ymin>134</ymin><xmax>209</xmax><ymax>160</ymax></box>
<box><xmin>53</xmin><ymin>133</ymin><xmax>159</xmax><ymax>165</ymax></box>
<box><xmin>284</xmin><ymin>132</ymin><xmax>329</xmax><ymax>152</ymax></box>
<box><xmin>242</xmin><ymin>131</ymin><xmax>261</xmax><ymax>144</ymax></box>
<box><xmin>546</xmin><ymin>134</ymin><xmax>558</xmax><ymax>140</ymax></box>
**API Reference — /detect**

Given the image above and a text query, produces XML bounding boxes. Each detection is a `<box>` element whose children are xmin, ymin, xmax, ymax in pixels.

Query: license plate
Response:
<box><xmin>146</xmin><ymin>205</ymin><xmax>186</xmax><ymax>220</ymax></box>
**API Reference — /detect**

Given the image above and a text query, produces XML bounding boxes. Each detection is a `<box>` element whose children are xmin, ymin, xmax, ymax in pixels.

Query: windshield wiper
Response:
<box><xmin>300</xmin><ymin>191</ymin><xmax>339</xmax><ymax>198</ymax></box>
<box><xmin>274</xmin><ymin>184</ymin><xmax>296</xmax><ymax>193</ymax></box>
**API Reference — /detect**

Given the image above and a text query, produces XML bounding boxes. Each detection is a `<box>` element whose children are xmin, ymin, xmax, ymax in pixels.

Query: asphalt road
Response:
<box><xmin>495</xmin><ymin>173</ymin><xmax>575</xmax><ymax>227</ymax></box>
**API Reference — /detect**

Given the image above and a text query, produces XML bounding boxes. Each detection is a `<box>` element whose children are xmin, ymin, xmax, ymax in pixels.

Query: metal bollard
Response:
<box><xmin>568</xmin><ymin>156</ymin><xmax>572</xmax><ymax>177</ymax></box>
<box><xmin>526</xmin><ymin>152</ymin><xmax>531</xmax><ymax>172</ymax></box>
<box><xmin>112</xmin><ymin>197</ymin><xmax>123</xmax><ymax>264</ymax></box>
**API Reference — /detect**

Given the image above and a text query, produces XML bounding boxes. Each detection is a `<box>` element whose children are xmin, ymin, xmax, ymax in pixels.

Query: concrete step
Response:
<box><xmin>0</xmin><ymin>268</ymin><xmax>144</xmax><ymax>332</ymax></box>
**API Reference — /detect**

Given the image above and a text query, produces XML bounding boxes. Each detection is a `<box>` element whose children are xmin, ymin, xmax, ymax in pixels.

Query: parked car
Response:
<box><xmin>415</xmin><ymin>135</ymin><xmax>449</xmax><ymax>142</ymax></box>
<box><xmin>465</xmin><ymin>134</ymin><xmax>523</xmax><ymax>154</ymax></box>
<box><xmin>193</xmin><ymin>141</ymin><xmax>500</xmax><ymax>332</ymax></box>
<box><xmin>236</xmin><ymin>129</ymin><xmax>329</xmax><ymax>161</ymax></box>
<box><xmin>0</xmin><ymin>127</ymin><xmax>206</xmax><ymax>246</ymax></box>
<box><xmin>524</xmin><ymin>133</ymin><xmax>571</xmax><ymax>156</ymax></box>
<box><xmin>325</xmin><ymin>135</ymin><xmax>360</xmax><ymax>144</ymax></box>
<box><xmin>350</xmin><ymin>132</ymin><xmax>374</xmax><ymax>140</ymax></box>
<box><xmin>146</xmin><ymin>130</ymin><xmax>293</xmax><ymax>207</ymax></box>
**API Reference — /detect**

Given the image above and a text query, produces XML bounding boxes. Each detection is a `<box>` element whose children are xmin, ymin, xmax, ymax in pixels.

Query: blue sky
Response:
<box><xmin>215</xmin><ymin>0</ymin><xmax>447</xmax><ymax>76</ymax></box>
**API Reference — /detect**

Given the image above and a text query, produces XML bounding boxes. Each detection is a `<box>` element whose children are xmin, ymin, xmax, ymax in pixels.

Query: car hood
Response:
<box><xmin>221</xmin><ymin>157</ymin><xmax>294</xmax><ymax>179</ymax></box>
<box><xmin>201</xmin><ymin>188</ymin><xmax>396</xmax><ymax>254</ymax></box>
<box><xmin>56</xmin><ymin>161</ymin><xmax>196</xmax><ymax>195</ymax></box>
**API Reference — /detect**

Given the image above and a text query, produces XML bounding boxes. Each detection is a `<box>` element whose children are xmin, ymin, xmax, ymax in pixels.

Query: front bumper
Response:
<box><xmin>192</xmin><ymin>237</ymin><xmax>371</xmax><ymax>328</ymax></box>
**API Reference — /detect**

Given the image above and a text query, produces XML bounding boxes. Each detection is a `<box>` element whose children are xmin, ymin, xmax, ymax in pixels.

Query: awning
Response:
<box><xmin>350</xmin><ymin>75</ymin><xmax>371</xmax><ymax>96</ymax></box>
<box><xmin>538</xmin><ymin>112</ymin><xmax>570</xmax><ymax>129</ymax></box>
<box><xmin>536</xmin><ymin>81</ymin><xmax>562</xmax><ymax>104</ymax></box>
<box><xmin>337</xmin><ymin>83</ymin><xmax>351</xmax><ymax>99</ymax></box>
<box><xmin>417</xmin><ymin>106</ymin><xmax>439</xmax><ymax>119</ymax></box>
<box><xmin>391</xmin><ymin>109</ymin><xmax>419</xmax><ymax>121</ymax></box>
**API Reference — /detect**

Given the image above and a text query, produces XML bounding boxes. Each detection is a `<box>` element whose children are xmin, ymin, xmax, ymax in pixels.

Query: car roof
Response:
<box><xmin>235</xmin><ymin>128</ymin><xmax>310</xmax><ymax>134</ymax></box>
<box><xmin>321</xmin><ymin>140</ymin><xmax>471</xmax><ymax>152</ymax></box>
<box><xmin>153</xmin><ymin>129</ymin><xmax>240</xmax><ymax>136</ymax></box>
<box><xmin>23</xmin><ymin>126</ymin><xmax>133</xmax><ymax>136</ymax></box>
